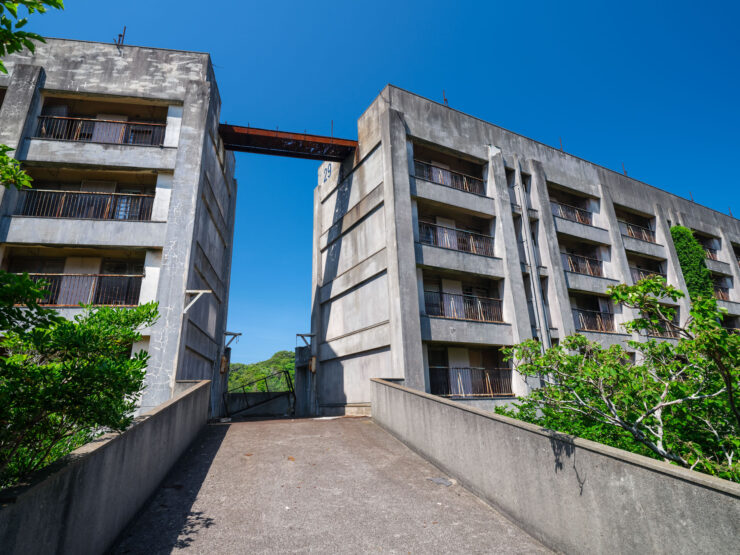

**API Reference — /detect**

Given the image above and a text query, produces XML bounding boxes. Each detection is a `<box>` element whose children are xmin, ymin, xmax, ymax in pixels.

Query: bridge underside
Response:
<box><xmin>219</xmin><ymin>124</ymin><xmax>357</xmax><ymax>162</ymax></box>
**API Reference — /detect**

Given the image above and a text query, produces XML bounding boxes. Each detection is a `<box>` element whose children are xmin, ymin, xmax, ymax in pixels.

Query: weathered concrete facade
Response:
<box><xmin>305</xmin><ymin>85</ymin><xmax>740</xmax><ymax>415</ymax></box>
<box><xmin>0</xmin><ymin>39</ymin><xmax>237</xmax><ymax>415</ymax></box>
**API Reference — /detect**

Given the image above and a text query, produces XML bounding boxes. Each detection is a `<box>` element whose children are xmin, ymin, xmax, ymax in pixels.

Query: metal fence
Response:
<box><xmin>35</xmin><ymin>115</ymin><xmax>166</xmax><ymax>146</ymax></box>
<box><xmin>561</xmin><ymin>253</ymin><xmax>603</xmax><ymax>277</ymax></box>
<box><xmin>550</xmin><ymin>200</ymin><xmax>593</xmax><ymax>225</ymax></box>
<box><xmin>429</xmin><ymin>367</ymin><xmax>512</xmax><ymax>397</ymax></box>
<box><xmin>630</xmin><ymin>266</ymin><xmax>666</xmax><ymax>282</ymax></box>
<box><xmin>16</xmin><ymin>189</ymin><xmax>154</xmax><ymax>221</ymax></box>
<box><xmin>418</xmin><ymin>221</ymin><xmax>495</xmax><ymax>257</ymax></box>
<box><xmin>619</xmin><ymin>221</ymin><xmax>657</xmax><ymax>243</ymax></box>
<box><xmin>22</xmin><ymin>273</ymin><xmax>143</xmax><ymax>307</ymax></box>
<box><xmin>424</xmin><ymin>291</ymin><xmax>503</xmax><ymax>323</ymax></box>
<box><xmin>573</xmin><ymin>308</ymin><xmax>615</xmax><ymax>332</ymax></box>
<box><xmin>414</xmin><ymin>160</ymin><xmax>485</xmax><ymax>195</ymax></box>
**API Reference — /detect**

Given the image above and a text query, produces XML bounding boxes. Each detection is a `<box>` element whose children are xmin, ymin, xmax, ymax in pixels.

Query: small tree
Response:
<box><xmin>497</xmin><ymin>276</ymin><xmax>739</xmax><ymax>482</ymax></box>
<box><xmin>0</xmin><ymin>303</ymin><xmax>158</xmax><ymax>488</ymax></box>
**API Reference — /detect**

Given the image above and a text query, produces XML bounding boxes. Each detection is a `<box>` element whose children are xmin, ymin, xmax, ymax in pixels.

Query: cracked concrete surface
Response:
<box><xmin>112</xmin><ymin>417</ymin><xmax>550</xmax><ymax>554</ymax></box>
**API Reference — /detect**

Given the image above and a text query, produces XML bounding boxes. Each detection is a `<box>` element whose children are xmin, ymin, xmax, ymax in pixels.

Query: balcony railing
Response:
<box><xmin>424</xmin><ymin>291</ymin><xmax>504</xmax><ymax>323</ymax></box>
<box><xmin>418</xmin><ymin>221</ymin><xmax>495</xmax><ymax>257</ymax></box>
<box><xmin>562</xmin><ymin>253</ymin><xmax>603</xmax><ymax>277</ymax></box>
<box><xmin>704</xmin><ymin>247</ymin><xmax>719</xmax><ymax>261</ymax></box>
<box><xmin>15</xmin><ymin>189</ymin><xmax>154</xmax><ymax>221</ymax></box>
<box><xmin>430</xmin><ymin>367</ymin><xmax>512</xmax><ymax>398</ymax></box>
<box><xmin>714</xmin><ymin>286</ymin><xmax>730</xmax><ymax>301</ymax></box>
<box><xmin>35</xmin><ymin>115</ymin><xmax>166</xmax><ymax>146</ymax></box>
<box><xmin>414</xmin><ymin>160</ymin><xmax>485</xmax><ymax>195</ymax></box>
<box><xmin>573</xmin><ymin>308</ymin><xmax>615</xmax><ymax>332</ymax></box>
<box><xmin>21</xmin><ymin>273</ymin><xmax>143</xmax><ymax>307</ymax></box>
<box><xmin>619</xmin><ymin>221</ymin><xmax>657</xmax><ymax>243</ymax></box>
<box><xmin>630</xmin><ymin>266</ymin><xmax>666</xmax><ymax>283</ymax></box>
<box><xmin>649</xmin><ymin>326</ymin><xmax>681</xmax><ymax>339</ymax></box>
<box><xmin>550</xmin><ymin>200</ymin><xmax>592</xmax><ymax>225</ymax></box>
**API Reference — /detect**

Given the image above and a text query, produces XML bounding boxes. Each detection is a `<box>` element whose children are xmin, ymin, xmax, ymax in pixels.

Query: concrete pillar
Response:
<box><xmin>152</xmin><ymin>173</ymin><xmax>173</xmax><ymax>221</ymax></box>
<box><xmin>0</xmin><ymin>64</ymin><xmax>44</xmax><ymax>220</ymax></box>
<box><xmin>163</xmin><ymin>105</ymin><xmax>183</xmax><ymax>148</ymax></box>
<box><xmin>141</xmin><ymin>80</ymin><xmax>210</xmax><ymax>412</ymax></box>
<box><xmin>379</xmin><ymin>108</ymin><xmax>425</xmax><ymax>391</ymax></box>
<box><xmin>416</xmin><ymin>268</ymin><xmax>426</xmax><ymax>315</ymax></box>
<box><xmin>139</xmin><ymin>250</ymin><xmax>162</xmax><ymax>304</ymax></box>
<box><xmin>527</xmin><ymin>159</ymin><xmax>575</xmax><ymax>337</ymax></box>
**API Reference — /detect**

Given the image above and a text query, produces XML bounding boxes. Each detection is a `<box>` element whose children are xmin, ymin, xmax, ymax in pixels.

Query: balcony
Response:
<box><xmin>573</xmin><ymin>308</ymin><xmax>615</xmax><ymax>332</ymax></box>
<box><xmin>714</xmin><ymin>286</ymin><xmax>730</xmax><ymax>301</ymax></box>
<box><xmin>22</xmin><ymin>273</ymin><xmax>143</xmax><ymax>307</ymax></box>
<box><xmin>419</xmin><ymin>221</ymin><xmax>494</xmax><ymax>257</ymax></box>
<box><xmin>550</xmin><ymin>200</ymin><xmax>592</xmax><ymax>226</ymax></box>
<box><xmin>414</xmin><ymin>160</ymin><xmax>485</xmax><ymax>196</ymax></box>
<box><xmin>424</xmin><ymin>291</ymin><xmax>503</xmax><ymax>323</ymax></box>
<box><xmin>34</xmin><ymin>115</ymin><xmax>166</xmax><ymax>146</ymax></box>
<box><xmin>429</xmin><ymin>367</ymin><xmax>512</xmax><ymax>398</ymax></box>
<box><xmin>618</xmin><ymin>221</ymin><xmax>656</xmax><ymax>243</ymax></box>
<box><xmin>630</xmin><ymin>266</ymin><xmax>666</xmax><ymax>282</ymax></box>
<box><xmin>15</xmin><ymin>189</ymin><xmax>154</xmax><ymax>221</ymax></box>
<box><xmin>562</xmin><ymin>253</ymin><xmax>603</xmax><ymax>277</ymax></box>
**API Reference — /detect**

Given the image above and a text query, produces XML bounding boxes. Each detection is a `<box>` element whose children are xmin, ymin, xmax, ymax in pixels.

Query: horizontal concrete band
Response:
<box><xmin>0</xmin><ymin>381</ymin><xmax>211</xmax><ymax>555</ymax></box>
<box><xmin>371</xmin><ymin>378</ymin><xmax>740</xmax><ymax>555</ymax></box>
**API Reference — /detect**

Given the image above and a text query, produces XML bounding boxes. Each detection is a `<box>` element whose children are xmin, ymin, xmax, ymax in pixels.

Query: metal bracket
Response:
<box><xmin>224</xmin><ymin>331</ymin><xmax>242</xmax><ymax>348</ymax></box>
<box><xmin>183</xmin><ymin>289</ymin><xmax>212</xmax><ymax>314</ymax></box>
<box><xmin>296</xmin><ymin>333</ymin><xmax>315</xmax><ymax>347</ymax></box>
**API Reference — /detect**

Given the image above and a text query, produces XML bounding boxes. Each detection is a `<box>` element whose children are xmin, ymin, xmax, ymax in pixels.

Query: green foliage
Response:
<box><xmin>229</xmin><ymin>350</ymin><xmax>295</xmax><ymax>392</ymax></box>
<box><xmin>0</xmin><ymin>302</ymin><xmax>159</xmax><ymax>488</ymax></box>
<box><xmin>0</xmin><ymin>1</ymin><xmax>64</xmax><ymax>74</ymax></box>
<box><xmin>670</xmin><ymin>225</ymin><xmax>713</xmax><ymax>299</ymax></box>
<box><xmin>496</xmin><ymin>276</ymin><xmax>739</xmax><ymax>482</ymax></box>
<box><xmin>0</xmin><ymin>270</ymin><xmax>60</xmax><ymax>332</ymax></box>
<box><xmin>0</xmin><ymin>145</ymin><xmax>32</xmax><ymax>189</ymax></box>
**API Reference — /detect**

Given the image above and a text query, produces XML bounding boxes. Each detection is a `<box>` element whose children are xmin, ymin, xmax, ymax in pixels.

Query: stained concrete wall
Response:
<box><xmin>372</xmin><ymin>379</ymin><xmax>740</xmax><ymax>555</ymax></box>
<box><xmin>0</xmin><ymin>381</ymin><xmax>211</xmax><ymax>555</ymax></box>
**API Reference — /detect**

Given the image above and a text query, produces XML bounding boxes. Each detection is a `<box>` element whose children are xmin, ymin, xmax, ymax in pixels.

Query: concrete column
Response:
<box><xmin>527</xmin><ymin>159</ymin><xmax>575</xmax><ymax>337</ymax></box>
<box><xmin>379</xmin><ymin>108</ymin><xmax>425</xmax><ymax>391</ymax></box>
<box><xmin>163</xmin><ymin>105</ymin><xmax>183</xmax><ymax>148</ymax></box>
<box><xmin>655</xmin><ymin>205</ymin><xmax>692</xmax><ymax>323</ymax></box>
<box><xmin>416</xmin><ymin>268</ymin><xmax>426</xmax><ymax>315</ymax></box>
<box><xmin>139</xmin><ymin>250</ymin><xmax>162</xmax><ymax>304</ymax></box>
<box><xmin>151</xmin><ymin>173</ymin><xmax>173</xmax><ymax>221</ymax></box>
<box><xmin>0</xmin><ymin>64</ymin><xmax>44</xmax><ymax>220</ymax></box>
<box><xmin>719</xmin><ymin>228</ymin><xmax>740</xmax><ymax>303</ymax></box>
<box><xmin>141</xmin><ymin>80</ymin><xmax>210</xmax><ymax>412</ymax></box>
<box><xmin>488</xmin><ymin>146</ymin><xmax>531</xmax><ymax>397</ymax></box>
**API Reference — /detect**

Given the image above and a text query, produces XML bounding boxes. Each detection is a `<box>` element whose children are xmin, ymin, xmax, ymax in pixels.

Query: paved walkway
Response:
<box><xmin>113</xmin><ymin>417</ymin><xmax>549</xmax><ymax>554</ymax></box>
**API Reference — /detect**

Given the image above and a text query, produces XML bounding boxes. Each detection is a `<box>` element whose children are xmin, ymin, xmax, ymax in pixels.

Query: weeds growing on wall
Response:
<box><xmin>670</xmin><ymin>225</ymin><xmax>714</xmax><ymax>299</ymax></box>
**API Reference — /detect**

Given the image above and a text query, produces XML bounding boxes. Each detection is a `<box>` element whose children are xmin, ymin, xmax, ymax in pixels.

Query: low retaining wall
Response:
<box><xmin>0</xmin><ymin>380</ymin><xmax>211</xmax><ymax>555</ymax></box>
<box><xmin>371</xmin><ymin>379</ymin><xmax>740</xmax><ymax>554</ymax></box>
<box><xmin>225</xmin><ymin>392</ymin><xmax>293</xmax><ymax>417</ymax></box>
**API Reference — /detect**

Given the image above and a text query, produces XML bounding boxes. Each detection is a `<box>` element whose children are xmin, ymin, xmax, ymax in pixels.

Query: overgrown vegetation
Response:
<box><xmin>670</xmin><ymin>225</ymin><xmax>713</xmax><ymax>299</ymax></box>
<box><xmin>496</xmin><ymin>276</ymin><xmax>739</xmax><ymax>482</ymax></box>
<box><xmin>229</xmin><ymin>350</ymin><xmax>295</xmax><ymax>392</ymax></box>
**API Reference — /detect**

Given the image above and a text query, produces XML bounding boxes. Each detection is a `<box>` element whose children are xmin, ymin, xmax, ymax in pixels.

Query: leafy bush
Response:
<box><xmin>496</xmin><ymin>276</ymin><xmax>739</xmax><ymax>482</ymax></box>
<box><xmin>670</xmin><ymin>225</ymin><xmax>713</xmax><ymax>299</ymax></box>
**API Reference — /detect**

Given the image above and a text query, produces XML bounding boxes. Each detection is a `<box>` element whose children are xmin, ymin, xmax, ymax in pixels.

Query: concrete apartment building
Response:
<box><xmin>0</xmin><ymin>39</ymin><xmax>237</xmax><ymax>415</ymax></box>
<box><xmin>303</xmin><ymin>85</ymin><xmax>740</xmax><ymax>416</ymax></box>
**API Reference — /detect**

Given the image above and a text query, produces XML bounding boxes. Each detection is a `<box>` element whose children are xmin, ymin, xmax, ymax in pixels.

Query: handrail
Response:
<box><xmin>414</xmin><ymin>160</ymin><xmax>485</xmax><ymax>195</ymax></box>
<box><xmin>572</xmin><ymin>307</ymin><xmax>615</xmax><ymax>332</ymax></box>
<box><xmin>418</xmin><ymin>221</ymin><xmax>495</xmax><ymax>257</ymax></box>
<box><xmin>20</xmin><ymin>273</ymin><xmax>143</xmax><ymax>307</ymax></box>
<box><xmin>35</xmin><ymin>115</ymin><xmax>166</xmax><ymax>146</ymax></box>
<box><xmin>429</xmin><ymin>366</ymin><xmax>512</xmax><ymax>397</ymax></box>
<box><xmin>561</xmin><ymin>253</ymin><xmax>603</xmax><ymax>277</ymax></box>
<box><xmin>15</xmin><ymin>189</ymin><xmax>154</xmax><ymax>221</ymax></box>
<box><xmin>630</xmin><ymin>266</ymin><xmax>667</xmax><ymax>281</ymax></box>
<box><xmin>619</xmin><ymin>220</ymin><xmax>657</xmax><ymax>243</ymax></box>
<box><xmin>550</xmin><ymin>200</ymin><xmax>593</xmax><ymax>225</ymax></box>
<box><xmin>424</xmin><ymin>290</ymin><xmax>504</xmax><ymax>323</ymax></box>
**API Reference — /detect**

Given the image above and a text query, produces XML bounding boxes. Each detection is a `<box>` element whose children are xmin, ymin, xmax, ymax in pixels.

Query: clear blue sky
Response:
<box><xmin>27</xmin><ymin>1</ymin><xmax>740</xmax><ymax>363</ymax></box>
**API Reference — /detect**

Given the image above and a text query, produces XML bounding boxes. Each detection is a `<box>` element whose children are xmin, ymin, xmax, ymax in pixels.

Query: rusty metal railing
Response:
<box><xmin>714</xmin><ymin>286</ymin><xmax>730</xmax><ymax>301</ymax></box>
<box><xmin>418</xmin><ymin>221</ymin><xmax>495</xmax><ymax>257</ymax></box>
<box><xmin>704</xmin><ymin>247</ymin><xmax>719</xmax><ymax>261</ymax></box>
<box><xmin>21</xmin><ymin>273</ymin><xmax>143</xmax><ymax>307</ymax></box>
<box><xmin>35</xmin><ymin>115</ymin><xmax>166</xmax><ymax>146</ymax></box>
<box><xmin>573</xmin><ymin>308</ymin><xmax>615</xmax><ymax>332</ymax></box>
<box><xmin>619</xmin><ymin>221</ymin><xmax>657</xmax><ymax>243</ymax></box>
<box><xmin>550</xmin><ymin>200</ymin><xmax>593</xmax><ymax>226</ymax></box>
<box><xmin>424</xmin><ymin>291</ymin><xmax>504</xmax><ymax>323</ymax></box>
<box><xmin>414</xmin><ymin>160</ymin><xmax>485</xmax><ymax>195</ymax></box>
<box><xmin>15</xmin><ymin>189</ymin><xmax>154</xmax><ymax>220</ymax></box>
<box><xmin>630</xmin><ymin>266</ymin><xmax>666</xmax><ymax>282</ymax></box>
<box><xmin>429</xmin><ymin>367</ymin><xmax>512</xmax><ymax>398</ymax></box>
<box><xmin>562</xmin><ymin>253</ymin><xmax>603</xmax><ymax>277</ymax></box>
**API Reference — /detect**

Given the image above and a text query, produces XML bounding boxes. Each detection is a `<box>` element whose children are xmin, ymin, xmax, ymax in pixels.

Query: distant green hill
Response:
<box><xmin>228</xmin><ymin>350</ymin><xmax>295</xmax><ymax>391</ymax></box>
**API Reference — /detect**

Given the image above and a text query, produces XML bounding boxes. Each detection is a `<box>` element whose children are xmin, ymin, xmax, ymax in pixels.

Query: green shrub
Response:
<box><xmin>670</xmin><ymin>225</ymin><xmax>713</xmax><ymax>299</ymax></box>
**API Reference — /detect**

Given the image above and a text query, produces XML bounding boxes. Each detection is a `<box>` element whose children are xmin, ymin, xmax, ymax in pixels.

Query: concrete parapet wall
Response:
<box><xmin>0</xmin><ymin>380</ymin><xmax>211</xmax><ymax>555</ymax></box>
<box><xmin>371</xmin><ymin>378</ymin><xmax>740</xmax><ymax>555</ymax></box>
